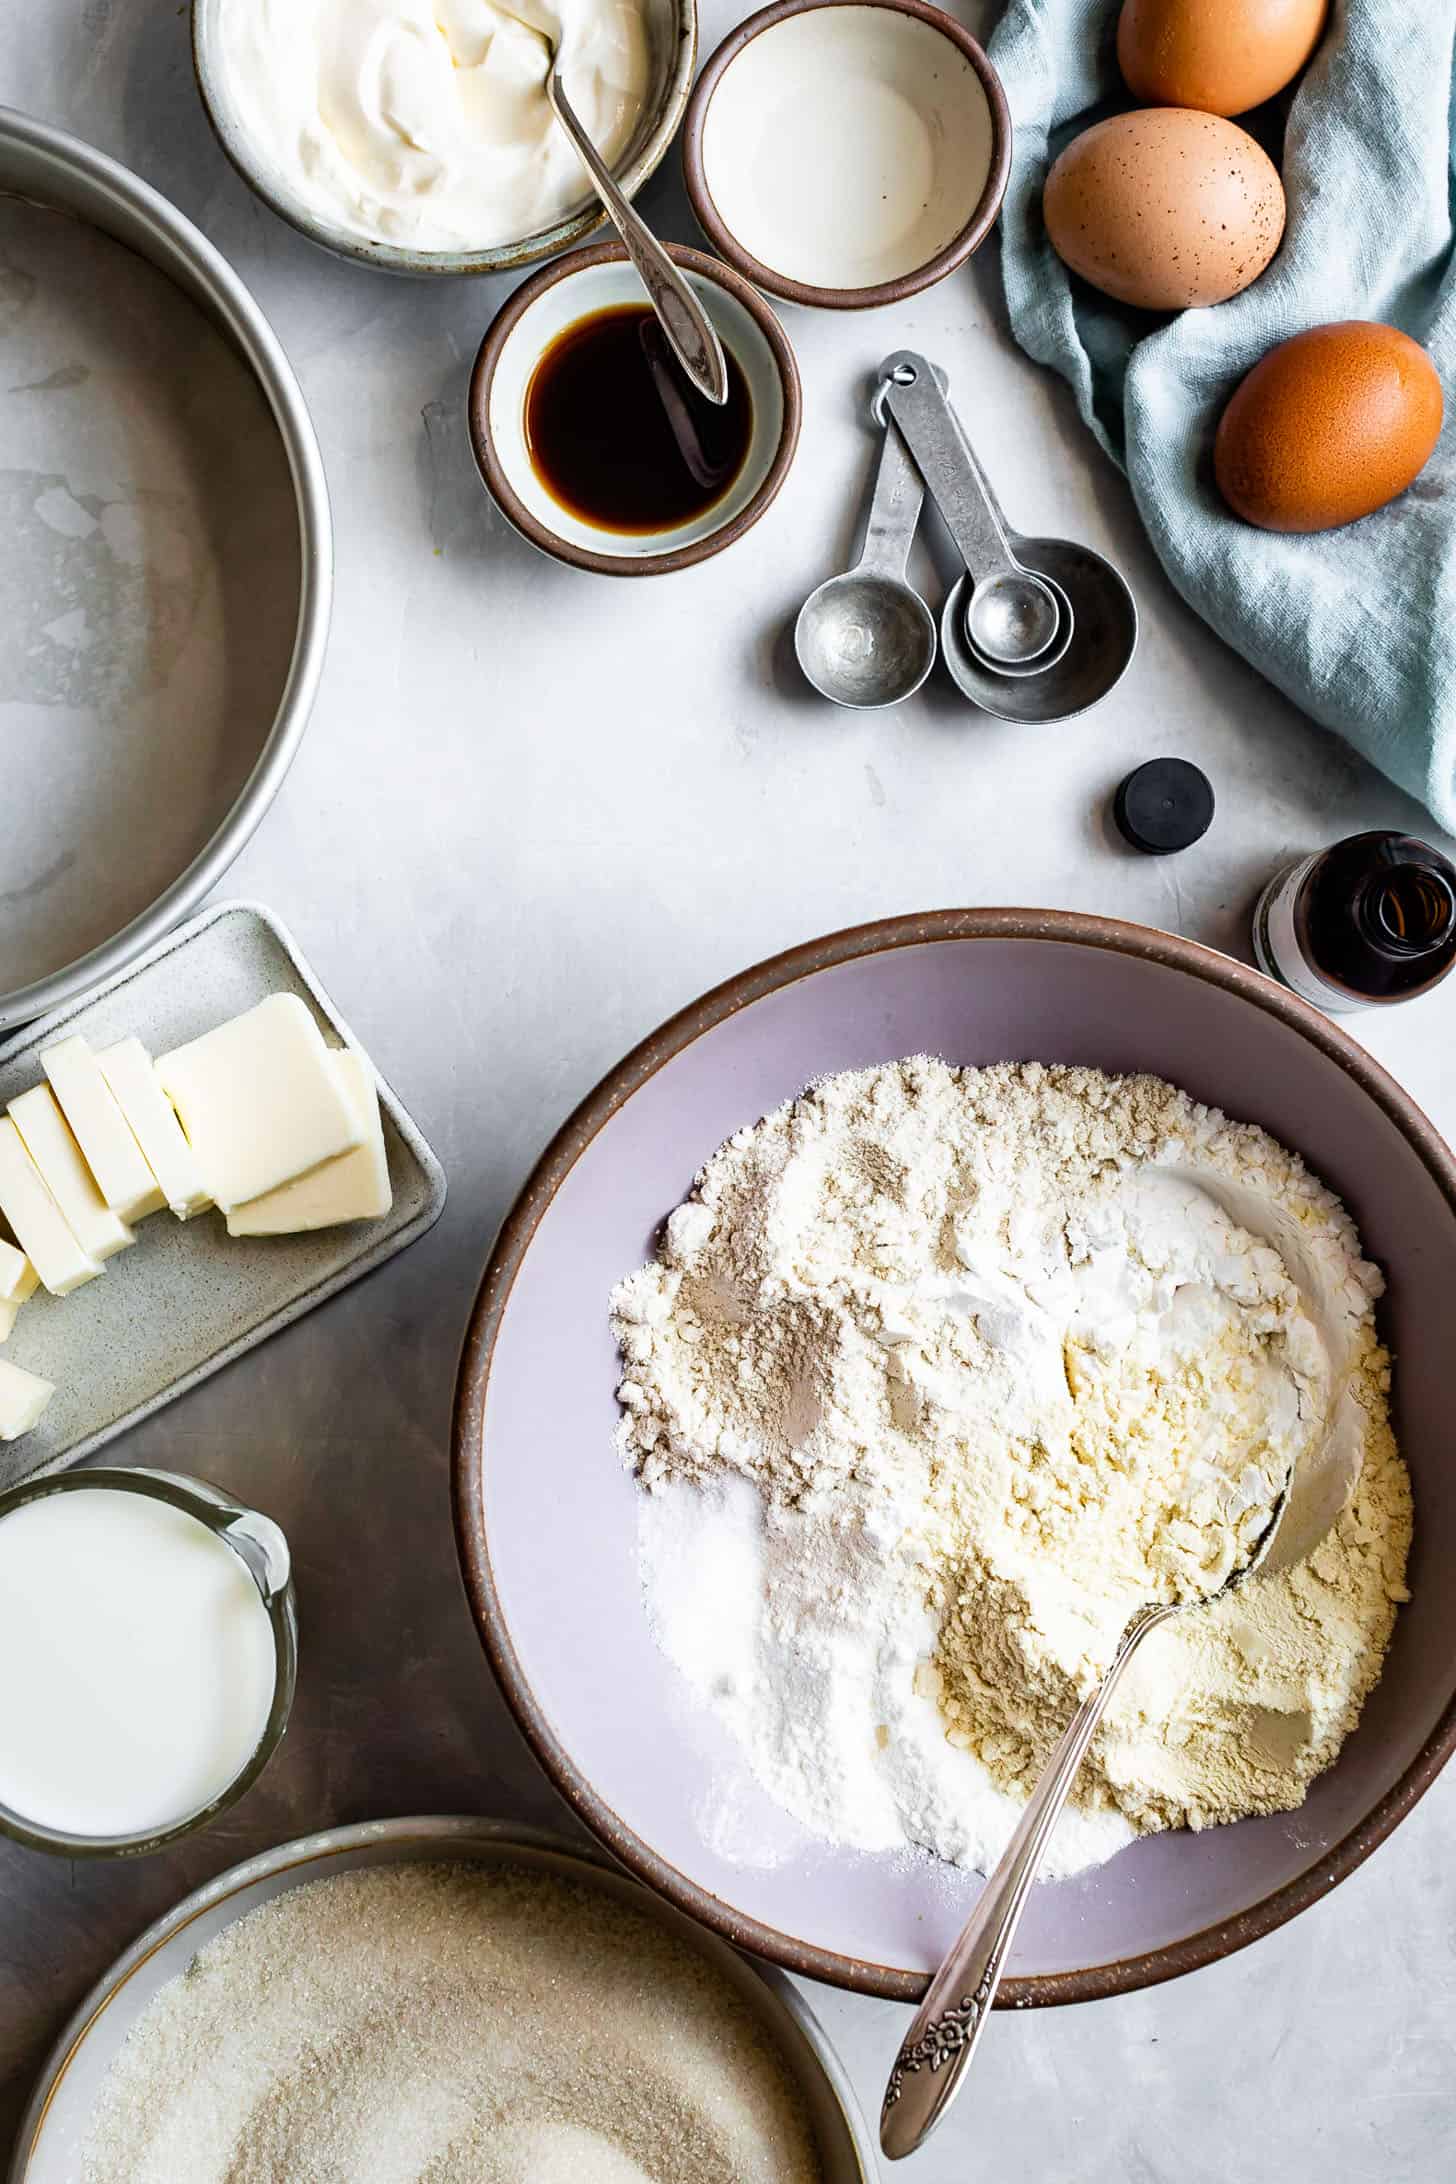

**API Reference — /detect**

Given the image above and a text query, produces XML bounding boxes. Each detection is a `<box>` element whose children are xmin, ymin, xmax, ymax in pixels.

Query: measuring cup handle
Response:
<box><xmin>880</xmin><ymin>352</ymin><xmax>1016</xmax><ymax>578</ymax></box>
<box><xmin>854</xmin><ymin>422</ymin><xmax>925</xmax><ymax>584</ymax></box>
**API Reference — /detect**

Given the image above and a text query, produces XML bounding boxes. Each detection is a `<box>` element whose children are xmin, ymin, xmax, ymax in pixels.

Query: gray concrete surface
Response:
<box><xmin>2</xmin><ymin>4</ymin><xmax>1454</xmax><ymax>2177</ymax></box>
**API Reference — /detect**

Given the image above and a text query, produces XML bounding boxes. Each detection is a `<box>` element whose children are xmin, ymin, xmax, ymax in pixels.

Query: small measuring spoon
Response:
<box><xmin>795</xmin><ymin>423</ymin><xmax>936</xmax><ymax>708</ymax></box>
<box><xmin>880</xmin><ymin>354</ymin><xmax>1068</xmax><ymax>672</ymax></box>
<box><xmin>879</xmin><ymin>1465</ymin><xmax>1299</xmax><ymax>2161</ymax></box>
<box><xmin>524</xmin><ymin>15</ymin><xmax>728</xmax><ymax>405</ymax></box>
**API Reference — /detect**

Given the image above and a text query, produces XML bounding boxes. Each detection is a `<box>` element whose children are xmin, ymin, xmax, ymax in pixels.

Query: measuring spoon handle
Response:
<box><xmin>852</xmin><ymin>422</ymin><xmax>925</xmax><ymax>584</ymax></box>
<box><xmin>879</xmin><ymin>1602</ymin><xmax>1178</xmax><ymax>2161</ymax></box>
<box><xmin>546</xmin><ymin>69</ymin><xmax>729</xmax><ymax>406</ymax></box>
<box><xmin>880</xmin><ymin>351</ymin><xmax>1018</xmax><ymax>579</ymax></box>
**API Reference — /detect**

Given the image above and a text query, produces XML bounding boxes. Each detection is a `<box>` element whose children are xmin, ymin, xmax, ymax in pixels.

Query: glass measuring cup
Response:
<box><xmin>0</xmin><ymin>1467</ymin><xmax>296</xmax><ymax>1858</ymax></box>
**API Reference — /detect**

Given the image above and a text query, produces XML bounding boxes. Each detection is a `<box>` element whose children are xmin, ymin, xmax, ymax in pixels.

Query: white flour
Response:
<box><xmin>613</xmin><ymin>1060</ymin><xmax>1411</xmax><ymax>1878</ymax></box>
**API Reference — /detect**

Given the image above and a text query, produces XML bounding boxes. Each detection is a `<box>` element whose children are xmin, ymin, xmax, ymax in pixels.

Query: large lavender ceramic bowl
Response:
<box><xmin>453</xmin><ymin>910</ymin><xmax>1456</xmax><ymax>2003</ymax></box>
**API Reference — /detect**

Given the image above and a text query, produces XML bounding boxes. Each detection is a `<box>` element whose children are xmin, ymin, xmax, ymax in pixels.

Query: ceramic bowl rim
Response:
<box><xmin>7</xmin><ymin>1815</ymin><xmax>874</xmax><ymax>2181</ymax></box>
<box><xmin>681</xmin><ymin>0</ymin><xmax>1012</xmax><ymax>310</ymax></box>
<box><xmin>451</xmin><ymin>906</ymin><xmax>1456</xmax><ymax>2006</ymax></box>
<box><xmin>189</xmin><ymin>0</ymin><xmax>698</xmax><ymax>277</ymax></box>
<box><xmin>466</xmin><ymin>240</ymin><xmax>802</xmax><ymax>575</ymax></box>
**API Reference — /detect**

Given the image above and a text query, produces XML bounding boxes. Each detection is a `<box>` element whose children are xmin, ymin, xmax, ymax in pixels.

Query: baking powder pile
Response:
<box><xmin>82</xmin><ymin>1864</ymin><xmax>824</xmax><ymax>2184</ymax></box>
<box><xmin>613</xmin><ymin>1060</ymin><xmax>1412</xmax><ymax>1876</ymax></box>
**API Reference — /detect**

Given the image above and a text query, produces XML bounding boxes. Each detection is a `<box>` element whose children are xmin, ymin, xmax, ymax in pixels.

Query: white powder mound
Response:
<box><xmin>82</xmin><ymin>1864</ymin><xmax>824</xmax><ymax>2184</ymax></box>
<box><xmin>613</xmin><ymin>1059</ymin><xmax>1412</xmax><ymax>1876</ymax></box>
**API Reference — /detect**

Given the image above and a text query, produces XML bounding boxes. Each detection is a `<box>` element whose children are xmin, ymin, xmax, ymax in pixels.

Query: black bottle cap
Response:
<box><xmin>1113</xmin><ymin>759</ymin><xmax>1215</xmax><ymax>855</ymax></box>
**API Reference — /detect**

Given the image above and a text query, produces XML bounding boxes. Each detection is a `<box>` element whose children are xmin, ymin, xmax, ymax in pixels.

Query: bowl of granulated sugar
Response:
<box><xmin>15</xmin><ymin>1817</ymin><xmax>871</xmax><ymax>2182</ymax></box>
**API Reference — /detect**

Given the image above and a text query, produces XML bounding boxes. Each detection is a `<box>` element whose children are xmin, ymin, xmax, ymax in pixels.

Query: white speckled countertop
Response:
<box><xmin>2</xmin><ymin>4</ymin><xmax>1454</xmax><ymax>2176</ymax></box>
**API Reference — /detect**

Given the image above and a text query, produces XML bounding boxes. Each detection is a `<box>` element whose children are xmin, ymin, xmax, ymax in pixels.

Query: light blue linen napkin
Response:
<box><xmin>987</xmin><ymin>0</ymin><xmax>1456</xmax><ymax>834</ymax></box>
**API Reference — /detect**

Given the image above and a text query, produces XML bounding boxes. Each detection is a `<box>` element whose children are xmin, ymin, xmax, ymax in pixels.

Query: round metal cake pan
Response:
<box><xmin>9</xmin><ymin>1815</ymin><xmax>873</xmax><ymax>2181</ymax></box>
<box><xmin>0</xmin><ymin>107</ymin><xmax>331</xmax><ymax>1030</ymax></box>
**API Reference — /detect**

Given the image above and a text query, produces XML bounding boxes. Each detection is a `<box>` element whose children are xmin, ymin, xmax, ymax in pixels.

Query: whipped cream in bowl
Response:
<box><xmin>193</xmin><ymin>0</ymin><xmax>695</xmax><ymax>272</ymax></box>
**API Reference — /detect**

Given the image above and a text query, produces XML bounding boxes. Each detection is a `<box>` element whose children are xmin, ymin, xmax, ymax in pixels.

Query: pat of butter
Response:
<box><xmin>0</xmin><ymin>1357</ymin><xmax>56</xmax><ymax>1442</ymax></box>
<box><xmin>228</xmin><ymin>1050</ymin><xmax>392</xmax><ymax>1236</ymax></box>
<box><xmin>9</xmin><ymin>1087</ymin><xmax>134</xmax><ymax>1263</ymax></box>
<box><xmin>0</xmin><ymin>1298</ymin><xmax>17</xmax><ymax>1344</ymax></box>
<box><xmin>97</xmin><ymin>1038</ymin><xmax>212</xmax><ymax>1220</ymax></box>
<box><xmin>157</xmin><ymin>995</ymin><xmax>364</xmax><ymax>1214</ymax></box>
<box><xmin>42</xmin><ymin>1034</ymin><xmax>166</xmax><ymax>1222</ymax></box>
<box><xmin>0</xmin><ymin>1238</ymin><xmax>38</xmax><ymax>1306</ymax></box>
<box><xmin>0</xmin><ymin>1119</ymin><xmax>103</xmax><ymax>1295</ymax></box>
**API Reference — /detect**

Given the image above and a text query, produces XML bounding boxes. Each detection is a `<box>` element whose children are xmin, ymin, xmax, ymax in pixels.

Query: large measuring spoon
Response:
<box><xmin>880</xmin><ymin>354</ymin><xmax>1070</xmax><ymax>672</ymax></box>
<box><xmin>795</xmin><ymin>421</ymin><xmax>936</xmax><ymax>708</ymax></box>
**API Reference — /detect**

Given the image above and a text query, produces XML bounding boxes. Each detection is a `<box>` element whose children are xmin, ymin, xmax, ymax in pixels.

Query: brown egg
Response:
<box><xmin>1043</xmin><ymin>109</ymin><xmax>1285</xmax><ymax>311</ymax></box>
<box><xmin>1118</xmin><ymin>0</ymin><xmax>1329</xmax><ymax>116</ymax></box>
<box><xmin>1214</xmin><ymin>322</ymin><xmax>1444</xmax><ymax>532</ymax></box>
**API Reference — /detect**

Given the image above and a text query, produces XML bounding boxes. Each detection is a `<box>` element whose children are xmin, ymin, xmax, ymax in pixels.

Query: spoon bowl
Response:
<box><xmin>796</xmin><ymin>415</ymin><xmax>936</xmax><ymax>708</ymax></box>
<box><xmin>964</xmin><ymin>565</ymin><xmax>1062</xmax><ymax>667</ymax></box>
<box><xmin>960</xmin><ymin>568</ymin><xmax>1076</xmax><ymax>679</ymax></box>
<box><xmin>796</xmin><ymin>572</ymin><xmax>937</xmax><ymax>709</ymax></box>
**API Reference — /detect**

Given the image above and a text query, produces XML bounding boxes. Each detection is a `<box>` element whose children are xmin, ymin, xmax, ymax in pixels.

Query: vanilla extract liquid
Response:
<box><xmin>1254</xmin><ymin>831</ymin><xmax>1456</xmax><ymax>1012</ymax></box>
<box><xmin>524</xmin><ymin>304</ymin><xmax>753</xmax><ymax>534</ymax></box>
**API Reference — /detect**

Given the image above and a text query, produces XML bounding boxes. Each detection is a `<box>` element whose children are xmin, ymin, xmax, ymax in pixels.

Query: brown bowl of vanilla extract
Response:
<box><xmin>468</xmin><ymin>241</ymin><xmax>801</xmax><ymax>576</ymax></box>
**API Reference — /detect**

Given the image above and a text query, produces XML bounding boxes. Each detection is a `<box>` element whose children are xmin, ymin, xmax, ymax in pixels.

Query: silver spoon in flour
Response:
<box><xmin>509</xmin><ymin>5</ymin><xmax>729</xmax><ymax>405</ymax></box>
<box><xmin>879</xmin><ymin>1475</ymin><xmax>1298</xmax><ymax>2161</ymax></box>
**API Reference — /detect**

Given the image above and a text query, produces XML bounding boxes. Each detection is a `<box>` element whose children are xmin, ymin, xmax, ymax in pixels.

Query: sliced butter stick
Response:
<box><xmin>157</xmin><ymin>995</ymin><xmax>364</xmax><ymax>1215</ymax></box>
<box><xmin>0</xmin><ymin>1118</ymin><xmax>103</xmax><ymax>1295</ymax></box>
<box><xmin>9</xmin><ymin>1087</ymin><xmax>134</xmax><ymax>1263</ymax></box>
<box><xmin>227</xmin><ymin>1050</ymin><xmax>392</xmax><ymax>1237</ymax></box>
<box><xmin>42</xmin><ymin>1034</ymin><xmax>166</xmax><ymax>1222</ymax></box>
<box><xmin>0</xmin><ymin>1356</ymin><xmax>56</xmax><ymax>1441</ymax></box>
<box><xmin>97</xmin><ymin>1037</ymin><xmax>212</xmax><ymax>1220</ymax></box>
<box><xmin>0</xmin><ymin>1237</ymin><xmax>38</xmax><ymax>1306</ymax></box>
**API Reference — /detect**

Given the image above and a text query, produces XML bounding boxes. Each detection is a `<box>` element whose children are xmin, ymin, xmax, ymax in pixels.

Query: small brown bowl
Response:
<box><xmin>683</xmin><ymin>0</ymin><xmax>1011</xmax><ymax>311</ymax></box>
<box><xmin>467</xmin><ymin>241</ymin><xmax>801</xmax><ymax>577</ymax></box>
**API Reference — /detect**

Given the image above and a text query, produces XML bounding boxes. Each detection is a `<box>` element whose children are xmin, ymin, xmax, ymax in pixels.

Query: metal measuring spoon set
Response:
<box><xmin>796</xmin><ymin>352</ymin><xmax>1137</xmax><ymax>723</ymax></box>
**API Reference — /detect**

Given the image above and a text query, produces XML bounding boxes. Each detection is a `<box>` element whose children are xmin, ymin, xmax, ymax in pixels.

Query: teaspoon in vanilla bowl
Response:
<box><xmin>500</xmin><ymin>2</ymin><xmax>728</xmax><ymax>402</ymax></box>
<box><xmin>683</xmin><ymin>0</ymin><xmax>1011</xmax><ymax>310</ymax></box>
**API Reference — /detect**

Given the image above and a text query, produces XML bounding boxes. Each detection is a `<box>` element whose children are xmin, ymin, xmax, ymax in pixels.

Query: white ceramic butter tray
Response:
<box><xmin>0</xmin><ymin>901</ymin><xmax>446</xmax><ymax>1487</ymax></box>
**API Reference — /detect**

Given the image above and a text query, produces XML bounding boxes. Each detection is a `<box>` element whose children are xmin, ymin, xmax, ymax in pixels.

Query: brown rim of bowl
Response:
<box><xmin>452</xmin><ymin>906</ymin><xmax>1456</xmax><ymax>2006</ymax></box>
<box><xmin>681</xmin><ymin>0</ymin><xmax>1013</xmax><ymax>311</ymax></box>
<box><xmin>190</xmin><ymin>0</ymin><xmax>698</xmax><ymax>278</ymax></box>
<box><xmin>466</xmin><ymin>240</ymin><xmax>802</xmax><ymax>576</ymax></box>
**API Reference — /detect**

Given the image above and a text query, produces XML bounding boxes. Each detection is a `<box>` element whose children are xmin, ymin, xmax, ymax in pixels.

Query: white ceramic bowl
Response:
<box><xmin>468</xmin><ymin>242</ymin><xmax>801</xmax><ymax>575</ymax></box>
<box><xmin>191</xmin><ymin>0</ymin><xmax>698</xmax><ymax>277</ymax></box>
<box><xmin>684</xmin><ymin>0</ymin><xmax>1011</xmax><ymax>309</ymax></box>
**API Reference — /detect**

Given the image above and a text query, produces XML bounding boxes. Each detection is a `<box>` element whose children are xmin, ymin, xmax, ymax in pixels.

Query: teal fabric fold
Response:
<box><xmin>988</xmin><ymin>0</ymin><xmax>1456</xmax><ymax>833</ymax></box>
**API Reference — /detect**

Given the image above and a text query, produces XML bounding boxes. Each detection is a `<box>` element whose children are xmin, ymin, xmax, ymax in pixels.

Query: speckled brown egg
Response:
<box><xmin>1043</xmin><ymin>109</ymin><xmax>1285</xmax><ymax>311</ymax></box>
<box><xmin>1118</xmin><ymin>0</ymin><xmax>1329</xmax><ymax>117</ymax></box>
<box><xmin>1214</xmin><ymin>321</ymin><xmax>1444</xmax><ymax>532</ymax></box>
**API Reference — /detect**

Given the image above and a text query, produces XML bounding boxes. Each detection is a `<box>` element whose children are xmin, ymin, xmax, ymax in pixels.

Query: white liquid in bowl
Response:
<box><xmin>699</xmin><ymin>6</ymin><xmax>995</xmax><ymax>291</ymax></box>
<box><xmin>0</xmin><ymin>1489</ymin><xmax>276</xmax><ymax>1839</ymax></box>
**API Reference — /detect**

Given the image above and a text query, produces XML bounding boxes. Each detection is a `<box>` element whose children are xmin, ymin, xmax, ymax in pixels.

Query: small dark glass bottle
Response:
<box><xmin>1253</xmin><ymin>831</ymin><xmax>1456</xmax><ymax>1013</ymax></box>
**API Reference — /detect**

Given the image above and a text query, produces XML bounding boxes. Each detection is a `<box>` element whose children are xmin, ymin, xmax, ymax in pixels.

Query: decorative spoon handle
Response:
<box><xmin>545</xmin><ymin>68</ymin><xmax>729</xmax><ymax>406</ymax></box>
<box><xmin>879</xmin><ymin>1602</ymin><xmax>1178</xmax><ymax>2161</ymax></box>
